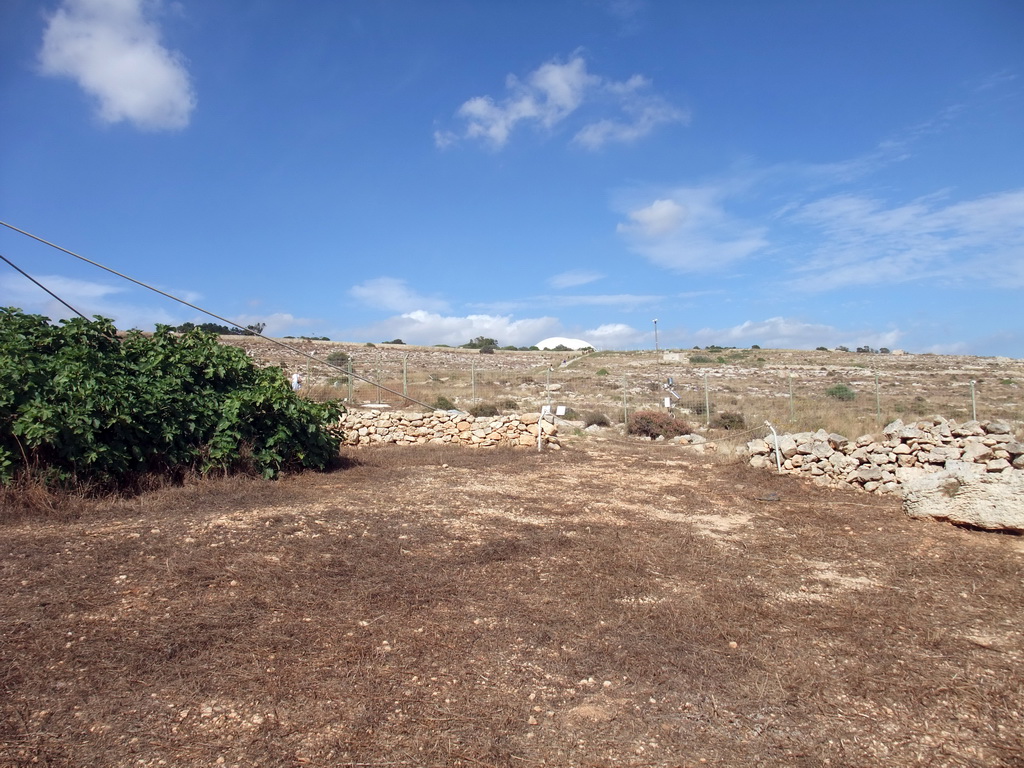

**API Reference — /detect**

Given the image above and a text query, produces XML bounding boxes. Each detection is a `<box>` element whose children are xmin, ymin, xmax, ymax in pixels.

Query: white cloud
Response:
<box><xmin>440</xmin><ymin>53</ymin><xmax>685</xmax><ymax>149</ymax></box>
<box><xmin>572</xmin><ymin>75</ymin><xmax>687</xmax><ymax>150</ymax></box>
<box><xmin>349</xmin><ymin>277</ymin><xmax>450</xmax><ymax>313</ymax></box>
<box><xmin>616</xmin><ymin>186</ymin><xmax>768</xmax><ymax>272</ymax></box>
<box><xmin>583</xmin><ymin>322</ymin><xmax>645</xmax><ymax>349</ymax></box>
<box><xmin>358</xmin><ymin>310</ymin><xmax>561</xmax><ymax>348</ymax></box>
<box><xmin>39</xmin><ymin>0</ymin><xmax>196</xmax><ymax>130</ymax></box>
<box><xmin>541</xmin><ymin>293</ymin><xmax>662</xmax><ymax>309</ymax></box>
<box><xmin>788</xmin><ymin>189</ymin><xmax>1024</xmax><ymax>291</ymax></box>
<box><xmin>617</xmin><ymin>198</ymin><xmax>686</xmax><ymax>238</ymax></box>
<box><xmin>692</xmin><ymin>317</ymin><xmax>903</xmax><ymax>351</ymax></box>
<box><xmin>229</xmin><ymin>312</ymin><xmax>324</xmax><ymax>337</ymax></box>
<box><xmin>548</xmin><ymin>269</ymin><xmax>604</xmax><ymax>289</ymax></box>
<box><xmin>1</xmin><ymin>272</ymin><xmax>186</xmax><ymax>329</ymax></box>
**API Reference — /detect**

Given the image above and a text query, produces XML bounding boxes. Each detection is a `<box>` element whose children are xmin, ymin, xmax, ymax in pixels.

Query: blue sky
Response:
<box><xmin>2</xmin><ymin>0</ymin><xmax>1023</xmax><ymax>355</ymax></box>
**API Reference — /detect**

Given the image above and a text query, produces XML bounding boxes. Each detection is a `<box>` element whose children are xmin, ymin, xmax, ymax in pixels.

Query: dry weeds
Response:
<box><xmin>2</xmin><ymin>436</ymin><xmax>1023</xmax><ymax>767</ymax></box>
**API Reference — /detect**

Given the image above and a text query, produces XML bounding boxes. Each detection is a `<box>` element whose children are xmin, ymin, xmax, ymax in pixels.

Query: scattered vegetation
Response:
<box><xmin>431</xmin><ymin>395</ymin><xmax>457</xmax><ymax>411</ymax></box>
<box><xmin>711</xmin><ymin>411</ymin><xmax>746</xmax><ymax>430</ymax></box>
<box><xmin>468</xmin><ymin>402</ymin><xmax>500</xmax><ymax>418</ymax></box>
<box><xmin>583</xmin><ymin>410</ymin><xmax>611</xmax><ymax>427</ymax></box>
<box><xmin>325</xmin><ymin>350</ymin><xmax>350</xmax><ymax>367</ymax></box>
<box><xmin>626</xmin><ymin>410</ymin><xmax>692</xmax><ymax>439</ymax></box>
<box><xmin>462</xmin><ymin>336</ymin><xmax>499</xmax><ymax>349</ymax></box>
<box><xmin>825</xmin><ymin>383</ymin><xmax>857</xmax><ymax>401</ymax></box>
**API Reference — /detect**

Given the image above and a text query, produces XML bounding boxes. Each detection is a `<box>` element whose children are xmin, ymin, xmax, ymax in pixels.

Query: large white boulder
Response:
<box><xmin>903</xmin><ymin>467</ymin><xmax>1024</xmax><ymax>532</ymax></box>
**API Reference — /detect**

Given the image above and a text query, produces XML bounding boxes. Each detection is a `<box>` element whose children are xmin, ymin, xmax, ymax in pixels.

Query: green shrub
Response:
<box><xmin>468</xmin><ymin>402</ymin><xmax>500</xmax><ymax>418</ymax></box>
<box><xmin>0</xmin><ymin>310</ymin><xmax>344</xmax><ymax>489</ymax></box>
<box><xmin>326</xmin><ymin>349</ymin><xmax>349</xmax><ymax>366</ymax></box>
<box><xmin>595</xmin><ymin>368</ymin><xmax>609</xmax><ymax>376</ymax></box>
<box><xmin>689</xmin><ymin>355</ymin><xmax>713</xmax><ymax>364</ymax></box>
<box><xmin>627</xmin><ymin>411</ymin><xmax>691</xmax><ymax>439</ymax></box>
<box><xmin>825</xmin><ymin>384</ymin><xmax>857</xmax><ymax>401</ymax></box>
<box><xmin>711</xmin><ymin>411</ymin><xmax>746</xmax><ymax>430</ymax></box>
<box><xmin>431</xmin><ymin>395</ymin><xmax>456</xmax><ymax>411</ymax></box>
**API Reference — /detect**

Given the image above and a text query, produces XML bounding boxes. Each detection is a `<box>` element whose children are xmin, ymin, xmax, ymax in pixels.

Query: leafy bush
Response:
<box><xmin>431</xmin><ymin>395</ymin><xmax>456</xmax><ymax>411</ymax></box>
<box><xmin>479</xmin><ymin>345</ymin><xmax>496</xmax><ymax>354</ymax></box>
<box><xmin>627</xmin><ymin>411</ymin><xmax>691</xmax><ymax>439</ymax></box>
<box><xmin>711</xmin><ymin>411</ymin><xmax>746</xmax><ymax>430</ymax></box>
<box><xmin>583</xmin><ymin>411</ymin><xmax>611</xmax><ymax>427</ymax></box>
<box><xmin>326</xmin><ymin>349</ymin><xmax>350</xmax><ymax>366</ymax></box>
<box><xmin>462</xmin><ymin>336</ymin><xmax>499</xmax><ymax>349</ymax></box>
<box><xmin>0</xmin><ymin>310</ymin><xmax>344</xmax><ymax>489</ymax></box>
<box><xmin>468</xmin><ymin>402</ymin><xmax>500</xmax><ymax>418</ymax></box>
<box><xmin>825</xmin><ymin>384</ymin><xmax>857</xmax><ymax>401</ymax></box>
<box><xmin>689</xmin><ymin>355</ymin><xmax>713</xmax><ymax>364</ymax></box>
<box><xmin>596</xmin><ymin>368</ymin><xmax>609</xmax><ymax>376</ymax></box>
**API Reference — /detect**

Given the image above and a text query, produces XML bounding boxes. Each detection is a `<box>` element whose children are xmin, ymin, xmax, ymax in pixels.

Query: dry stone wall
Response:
<box><xmin>340</xmin><ymin>410</ymin><xmax>560</xmax><ymax>449</ymax></box>
<box><xmin>747</xmin><ymin>417</ymin><xmax>1023</xmax><ymax>495</ymax></box>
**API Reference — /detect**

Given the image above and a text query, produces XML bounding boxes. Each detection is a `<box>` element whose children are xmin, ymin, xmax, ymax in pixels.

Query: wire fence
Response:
<box><xmin>295</xmin><ymin>350</ymin><xmax>1022</xmax><ymax>441</ymax></box>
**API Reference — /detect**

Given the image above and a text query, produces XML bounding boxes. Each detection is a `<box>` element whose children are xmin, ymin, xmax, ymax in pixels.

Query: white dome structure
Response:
<box><xmin>535</xmin><ymin>336</ymin><xmax>593</xmax><ymax>351</ymax></box>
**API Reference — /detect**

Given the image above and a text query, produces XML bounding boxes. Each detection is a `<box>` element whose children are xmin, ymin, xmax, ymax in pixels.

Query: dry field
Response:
<box><xmin>3</xmin><ymin>435</ymin><xmax>1023</xmax><ymax>767</ymax></box>
<box><xmin>222</xmin><ymin>337</ymin><xmax>1024</xmax><ymax>438</ymax></box>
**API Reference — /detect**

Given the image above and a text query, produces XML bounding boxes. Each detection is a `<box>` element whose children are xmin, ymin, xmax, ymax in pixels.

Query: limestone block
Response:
<box><xmin>748</xmin><ymin>439</ymin><xmax>770</xmax><ymax>456</ymax></box>
<box><xmin>855</xmin><ymin>465</ymin><xmax>883</xmax><ymax>483</ymax></box>
<box><xmin>777</xmin><ymin>434</ymin><xmax>799</xmax><ymax>459</ymax></box>
<box><xmin>986</xmin><ymin>458</ymin><xmax>1012</xmax><ymax>472</ymax></box>
<box><xmin>883</xmin><ymin>419</ymin><xmax>904</xmax><ymax>437</ymax></box>
<box><xmin>951</xmin><ymin>420</ymin><xmax>985</xmax><ymax>437</ymax></box>
<box><xmin>983</xmin><ymin>420</ymin><xmax>1012</xmax><ymax>436</ymax></box>
<box><xmin>828</xmin><ymin>433</ymin><xmax>849</xmax><ymax>450</ymax></box>
<box><xmin>903</xmin><ymin>469</ymin><xmax>1024</xmax><ymax>532</ymax></box>
<box><xmin>810</xmin><ymin>441</ymin><xmax>835</xmax><ymax>460</ymax></box>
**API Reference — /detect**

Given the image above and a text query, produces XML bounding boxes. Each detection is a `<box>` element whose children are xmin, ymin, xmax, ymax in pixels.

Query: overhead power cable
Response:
<box><xmin>0</xmin><ymin>220</ymin><xmax>440</xmax><ymax>411</ymax></box>
<box><xmin>0</xmin><ymin>251</ymin><xmax>88</xmax><ymax>321</ymax></box>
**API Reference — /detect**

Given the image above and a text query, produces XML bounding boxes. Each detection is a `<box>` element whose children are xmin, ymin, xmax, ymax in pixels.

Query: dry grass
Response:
<box><xmin>2</xmin><ymin>436</ymin><xmax>1023</xmax><ymax>767</ymax></box>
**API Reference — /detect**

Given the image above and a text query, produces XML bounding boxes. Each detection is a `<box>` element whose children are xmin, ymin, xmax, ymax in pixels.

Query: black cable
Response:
<box><xmin>0</xmin><ymin>251</ymin><xmax>89</xmax><ymax>320</ymax></box>
<box><xmin>0</xmin><ymin>220</ymin><xmax>440</xmax><ymax>411</ymax></box>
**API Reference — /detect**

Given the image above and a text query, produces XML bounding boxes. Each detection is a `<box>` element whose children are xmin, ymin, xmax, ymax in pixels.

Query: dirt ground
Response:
<box><xmin>2</xmin><ymin>435</ymin><xmax>1023</xmax><ymax>767</ymax></box>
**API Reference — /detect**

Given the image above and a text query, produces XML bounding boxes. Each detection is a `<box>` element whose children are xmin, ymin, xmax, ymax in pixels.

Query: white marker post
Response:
<box><xmin>539</xmin><ymin>405</ymin><xmax>551</xmax><ymax>452</ymax></box>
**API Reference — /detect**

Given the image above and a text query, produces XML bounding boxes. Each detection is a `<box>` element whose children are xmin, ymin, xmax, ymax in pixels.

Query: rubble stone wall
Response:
<box><xmin>748</xmin><ymin>418</ymin><xmax>1023</xmax><ymax>495</ymax></box>
<box><xmin>340</xmin><ymin>410</ymin><xmax>560</xmax><ymax>449</ymax></box>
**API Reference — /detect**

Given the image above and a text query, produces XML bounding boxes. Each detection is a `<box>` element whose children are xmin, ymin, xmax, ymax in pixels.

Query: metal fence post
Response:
<box><xmin>970</xmin><ymin>380</ymin><xmax>977</xmax><ymax>421</ymax></box>
<box><xmin>622</xmin><ymin>374</ymin><xmax>629</xmax><ymax>428</ymax></box>
<box><xmin>347</xmin><ymin>359</ymin><xmax>354</xmax><ymax>402</ymax></box>
<box><xmin>789</xmin><ymin>374</ymin><xmax>795</xmax><ymax>423</ymax></box>
<box><xmin>703</xmin><ymin>373</ymin><xmax>710</xmax><ymax>427</ymax></box>
<box><xmin>875</xmin><ymin>372</ymin><xmax>881</xmax><ymax>424</ymax></box>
